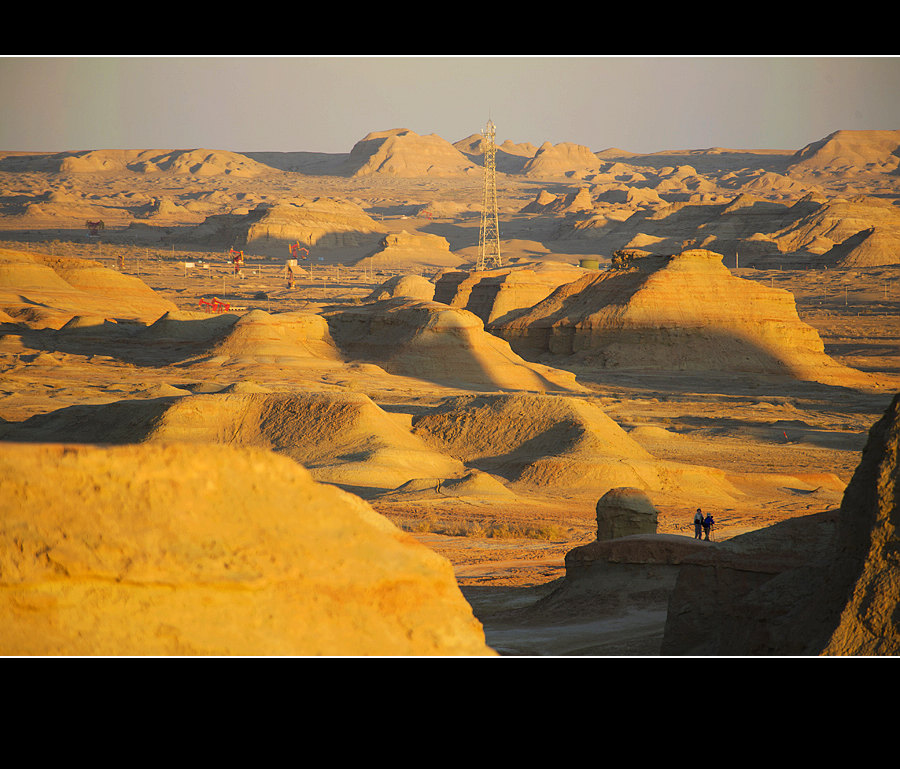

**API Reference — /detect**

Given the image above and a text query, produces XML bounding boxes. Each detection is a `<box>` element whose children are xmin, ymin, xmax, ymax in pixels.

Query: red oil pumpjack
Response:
<box><xmin>287</xmin><ymin>243</ymin><xmax>309</xmax><ymax>288</ymax></box>
<box><xmin>199</xmin><ymin>296</ymin><xmax>230</xmax><ymax>313</ymax></box>
<box><xmin>229</xmin><ymin>248</ymin><xmax>245</xmax><ymax>275</ymax></box>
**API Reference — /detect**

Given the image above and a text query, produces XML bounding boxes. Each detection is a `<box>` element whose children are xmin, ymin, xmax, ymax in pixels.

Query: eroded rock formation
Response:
<box><xmin>354</xmin><ymin>230</ymin><xmax>461</xmax><ymax>271</ymax></box>
<box><xmin>0</xmin><ymin>441</ymin><xmax>494</xmax><ymax>656</ymax></box>
<box><xmin>595</xmin><ymin>487</ymin><xmax>659</xmax><ymax>540</ymax></box>
<box><xmin>434</xmin><ymin>262</ymin><xmax>587</xmax><ymax>326</ymax></box>
<box><xmin>324</xmin><ymin>297</ymin><xmax>585</xmax><ymax>392</ymax></box>
<box><xmin>492</xmin><ymin>249</ymin><xmax>878</xmax><ymax>388</ymax></box>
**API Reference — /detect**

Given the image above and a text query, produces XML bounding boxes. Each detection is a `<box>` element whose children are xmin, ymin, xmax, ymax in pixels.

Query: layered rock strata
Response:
<box><xmin>324</xmin><ymin>298</ymin><xmax>585</xmax><ymax>393</ymax></box>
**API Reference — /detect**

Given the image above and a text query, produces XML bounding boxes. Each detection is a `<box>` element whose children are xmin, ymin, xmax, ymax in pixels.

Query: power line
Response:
<box><xmin>476</xmin><ymin>119</ymin><xmax>502</xmax><ymax>271</ymax></box>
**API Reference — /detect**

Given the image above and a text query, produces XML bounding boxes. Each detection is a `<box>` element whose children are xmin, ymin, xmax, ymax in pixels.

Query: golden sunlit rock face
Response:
<box><xmin>0</xmin><ymin>442</ymin><xmax>494</xmax><ymax>656</ymax></box>
<box><xmin>822</xmin><ymin>393</ymin><xmax>900</xmax><ymax>655</ymax></box>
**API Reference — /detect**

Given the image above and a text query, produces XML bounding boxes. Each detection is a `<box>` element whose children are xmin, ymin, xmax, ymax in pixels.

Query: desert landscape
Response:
<box><xmin>1</xmin><ymin>125</ymin><xmax>899</xmax><ymax>655</ymax></box>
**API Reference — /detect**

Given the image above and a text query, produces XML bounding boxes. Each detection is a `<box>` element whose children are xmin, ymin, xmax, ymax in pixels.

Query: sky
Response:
<box><xmin>2</xmin><ymin>55</ymin><xmax>899</xmax><ymax>156</ymax></box>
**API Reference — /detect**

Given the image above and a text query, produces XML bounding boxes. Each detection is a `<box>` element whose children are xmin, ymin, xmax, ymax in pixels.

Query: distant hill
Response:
<box><xmin>55</xmin><ymin>148</ymin><xmax>276</xmax><ymax>177</ymax></box>
<box><xmin>788</xmin><ymin>129</ymin><xmax>900</xmax><ymax>173</ymax></box>
<box><xmin>345</xmin><ymin>129</ymin><xmax>478</xmax><ymax>178</ymax></box>
<box><xmin>1</xmin><ymin>129</ymin><xmax>899</xmax><ymax>187</ymax></box>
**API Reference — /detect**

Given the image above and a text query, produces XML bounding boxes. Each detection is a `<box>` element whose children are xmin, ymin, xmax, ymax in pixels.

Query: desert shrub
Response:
<box><xmin>395</xmin><ymin>515</ymin><xmax>564</xmax><ymax>541</ymax></box>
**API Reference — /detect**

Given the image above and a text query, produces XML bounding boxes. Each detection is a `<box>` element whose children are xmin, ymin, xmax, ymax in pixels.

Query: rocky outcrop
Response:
<box><xmin>434</xmin><ymin>262</ymin><xmax>587</xmax><ymax>326</ymax></box>
<box><xmin>347</xmin><ymin>129</ymin><xmax>478</xmax><ymax>178</ymax></box>
<box><xmin>201</xmin><ymin>308</ymin><xmax>343</xmax><ymax>365</ymax></box>
<box><xmin>324</xmin><ymin>297</ymin><xmax>585</xmax><ymax>393</ymax></box>
<box><xmin>492</xmin><ymin>249</ymin><xmax>879</xmax><ymax>389</ymax></box>
<box><xmin>0</xmin><ymin>248</ymin><xmax>178</xmax><ymax>326</ymax></box>
<box><xmin>0</xmin><ymin>391</ymin><xmax>466</xmax><ymax>494</ymax></box>
<box><xmin>58</xmin><ymin>148</ymin><xmax>275</xmax><ymax>177</ymax></box>
<box><xmin>565</xmin><ymin>534</ymin><xmax>712</xmax><ymax>580</ymax></box>
<box><xmin>659</xmin><ymin>510</ymin><xmax>841</xmax><ymax>655</ymax></box>
<box><xmin>595</xmin><ymin>487</ymin><xmax>659</xmax><ymax>540</ymax></box>
<box><xmin>827</xmin><ymin>226</ymin><xmax>900</xmax><ymax>267</ymax></box>
<box><xmin>661</xmin><ymin>392</ymin><xmax>900</xmax><ymax>656</ymax></box>
<box><xmin>771</xmin><ymin>195</ymin><xmax>900</xmax><ymax>263</ymax></box>
<box><xmin>0</xmin><ymin>441</ymin><xmax>493</xmax><ymax>656</ymax></box>
<box><xmin>820</xmin><ymin>392</ymin><xmax>900</xmax><ymax>654</ymax></box>
<box><xmin>788</xmin><ymin>129</ymin><xmax>900</xmax><ymax>174</ymax></box>
<box><xmin>521</xmin><ymin>187</ymin><xmax>594</xmax><ymax>214</ymax></box>
<box><xmin>237</xmin><ymin>198</ymin><xmax>385</xmax><ymax>253</ymax></box>
<box><xmin>366</xmin><ymin>274</ymin><xmax>436</xmax><ymax>302</ymax></box>
<box><xmin>409</xmin><ymin>393</ymin><xmax>742</xmax><ymax>502</ymax></box>
<box><xmin>354</xmin><ymin>230</ymin><xmax>462</xmax><ymax>271</ymax></box>
<box><xmin>523</xmin><ymin>142</ymin><xmax>602</xmax><ymax>178</ymax></box>
<box><xmin>523</xmin><ymin>533</ymin><xmax>712</xmax><ymax>650</ymax></box>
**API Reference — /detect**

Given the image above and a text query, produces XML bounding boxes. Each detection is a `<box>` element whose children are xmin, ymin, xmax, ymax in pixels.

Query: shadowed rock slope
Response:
<box><xmin>434</xmin><ymin>262</ymin><xmax>587</xmax><ymax>326</ymax></box>
<box><xmin>325</xmin><ymin>297</ymin><xmax>585</xmax><ymax>393</ymax></box>
<box><xmin>410</xmin><ymin>393</ymin><xmax>742</xmax><ymax>504</ymax></box>
<box><xmin>0</xmin><ymin>248</ymin><xmax>178</xmax><ymax>326</ymax></box>
<box><xmin>661</xmin><ymin>392</ymin><xmax>900</xmax><ymax>655</ymax></box>
<box><xmin>0</xmin><ymin>391</ymin><xmax>465</xmax><ymax>494</ymax></box>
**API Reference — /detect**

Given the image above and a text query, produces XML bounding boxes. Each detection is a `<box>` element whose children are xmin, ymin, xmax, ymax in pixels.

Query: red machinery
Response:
<box><xmin>199</xmin><ymin>297</ymin><xmax>231</xmax><ymax>313</ymax></box>
<box><xmin>289</xmin><ymin>242</ymin><xmax>309</xmax><ymax>260</ymax></box>
<box><xmin>229</xmin><ymin>248</ymin><xmax>244</xmax><ymax>275</ymax></box>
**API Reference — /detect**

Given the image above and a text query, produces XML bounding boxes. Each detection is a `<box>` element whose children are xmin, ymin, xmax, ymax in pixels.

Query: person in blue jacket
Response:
<box><xmin>703</xmin><ymin>512</ymin><xmax>715</xmax><ymax>541</ymax></box>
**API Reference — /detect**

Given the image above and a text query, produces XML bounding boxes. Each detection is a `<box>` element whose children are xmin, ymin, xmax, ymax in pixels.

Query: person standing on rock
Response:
<box><xmin>703</xmin><ymin>512</ymin><xmax>715</xmax><ymax>541</ymax></box>
<box><xmin>693</xmin><ymin>508</ymin><xmax>704</xmax><ymax>539</ymax></box>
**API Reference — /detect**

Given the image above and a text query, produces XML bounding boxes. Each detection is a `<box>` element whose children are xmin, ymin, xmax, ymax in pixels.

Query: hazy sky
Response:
<box><xmin>2</xmin><ymin>55</ymin><xmax>899</xmax><ymax>155</ymax></box>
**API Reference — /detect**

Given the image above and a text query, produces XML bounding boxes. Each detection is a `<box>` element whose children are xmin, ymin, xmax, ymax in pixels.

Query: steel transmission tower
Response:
<box><xmin>476</xmin><ymin>119</ymin><xmax>502</xmax><ymax>271</ymax></box>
